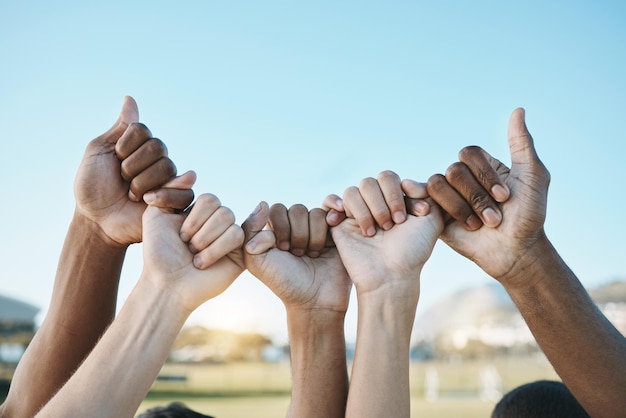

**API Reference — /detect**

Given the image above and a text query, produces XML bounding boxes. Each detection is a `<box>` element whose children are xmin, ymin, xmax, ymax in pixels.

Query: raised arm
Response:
<box><xmin>326</xmin><ymin>170</ymin><xmax>444</xmax><ymax>418</ymax></box>
<box><xmin>0</xmin><ymin>97</ymin><xmax>194</xmax><ymax>418</ymax></box>
<box><xmin>242</xmin><ymin>201</ymin><xmax>351</xmax><ymax>418</ymax></box>
<box><xmin>34</xmin><ymin>194</ymin><xmax>244</xmax><ymax>417</ymax></box>
<box><xmin>425</xmin><ymin>108</ymin><xmax>626</xmax><ymax>418</ymax></box>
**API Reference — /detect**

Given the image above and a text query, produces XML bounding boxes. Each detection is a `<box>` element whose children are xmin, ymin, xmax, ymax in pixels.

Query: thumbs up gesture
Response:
<box><xmin>425</xmin><ymin>108</ymin><xmax>551</xmax><ymax>286</ymax></box>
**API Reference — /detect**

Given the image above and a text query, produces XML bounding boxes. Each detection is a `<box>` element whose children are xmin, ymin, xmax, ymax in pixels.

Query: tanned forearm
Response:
<box><xmin>1</xmin><ymin>213</ymin><xmax>127</xmax><ymax>418</ymax></box>
<box><xmin>286</xmin><ymin>308</ymin><xmax>349</xmax><ymax>418</ymax></box>
<box><xmin>505</xmin><ymin>237</ymin><xmax>626</xmax><ymax>418</ymax></box>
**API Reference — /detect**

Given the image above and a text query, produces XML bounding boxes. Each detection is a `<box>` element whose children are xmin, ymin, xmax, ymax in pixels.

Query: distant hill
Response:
<box><xmin>413</xmin><ymin>282</ymin><xmax>516</xmax><ymax>339</ymax></box>
<box><xmin>413</xmin><ymin>279</ymin><xmax>626</xmax><ymax>352</ymax></box>
<box><xmin>589</xmin><ymin>279</ymin><xmax>626</xmax><ymax>304</ymax></box>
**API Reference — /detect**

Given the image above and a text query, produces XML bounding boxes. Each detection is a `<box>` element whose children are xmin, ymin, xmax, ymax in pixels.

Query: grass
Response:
<box><xmin>0</xmin><ymin>356</ymin><xmax>558</xmax><ymax>417</ymax></box>
<box><xmin>136</xmin><ymin>355</ymin><xmax>559</xmax><ymax>417</ymax></box>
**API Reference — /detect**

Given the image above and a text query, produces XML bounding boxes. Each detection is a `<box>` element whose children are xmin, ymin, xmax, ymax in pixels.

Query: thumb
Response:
<box><xmin>242</xmin><ymin>201</ymin><xmax>270</xmax><ymax>245</ymax></box>
<box><xmin>507</xmin><ymin>107</ymin><xmax>540</xmax><ymax>167</ymax></box>
<box><xmin>97</xmin><ymin>96</ymin><xmax>140</xmax><ymax>144</ymax></box>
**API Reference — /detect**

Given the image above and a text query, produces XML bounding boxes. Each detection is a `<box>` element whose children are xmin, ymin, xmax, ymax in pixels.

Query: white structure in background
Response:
<box><xmin>479</xmin><ymin>365</ymin><xmax>502</xmax><ymax>402</ymax></box>
<box><xmin>424</xmin><ymin>366</ymin><xmax>439</xmax><ymax>402</ymax></box>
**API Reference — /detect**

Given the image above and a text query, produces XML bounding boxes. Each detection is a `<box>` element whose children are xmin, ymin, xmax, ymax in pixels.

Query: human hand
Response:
<box><xmin>141</xmin><ymin>193</ymin><xmax>245</xmax><ymax>313</ymax></box>
<box><xmin>242</xmin><ymin>202</ymin><xmax>351</xmax><ymax>314</ymax></box>
<box><xmin>325</xmin><ymin>171</ymin><xmax>444</xmax><ymax>296</ymax></box>
<box><xmin>74</xmin><ymin>96</ymin><xmax>194</xmax><ymax>247</ymax></box>
<box><xmin>424</xmin><ymin>108</ymin><xmax>550</xmax><ymax>286</ymax></box>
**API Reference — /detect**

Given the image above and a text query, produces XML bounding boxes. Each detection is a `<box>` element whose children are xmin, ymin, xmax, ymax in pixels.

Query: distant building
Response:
<box><xmin>0</xmin><ymin>294</ymin><xmax>39</xmax><ymax>382</ymax></box>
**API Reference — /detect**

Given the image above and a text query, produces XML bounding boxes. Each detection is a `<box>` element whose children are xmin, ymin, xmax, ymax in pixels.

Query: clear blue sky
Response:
<box><xmin>1</xmin><ymin>1</ymin><xmax>625</xmax><ymax>344</ymax></box>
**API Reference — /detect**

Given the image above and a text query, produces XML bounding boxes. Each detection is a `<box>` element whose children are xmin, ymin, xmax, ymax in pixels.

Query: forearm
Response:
<box><xmin>346</xmin><ymin>286</ymin><xmax>418</xmax><ymax>418</ymax></box>
<box><xmin>505</xmin><ymin>237</ymin><xmax>626</xmax><ymax>418</ymax></box>
<box><xmin>35</xmin><ymin>277</ymin><xmax>188</xmax><ymax>418</ymax></box>
<box><xmin>286</xmin><ymin>308</ymin><xmax>348</xmax><ymax>418</ymax></box>
<box><xmin>3</xmin><ymin>212</ymin><xmax>127</xmax><ymax>418</ymax></box>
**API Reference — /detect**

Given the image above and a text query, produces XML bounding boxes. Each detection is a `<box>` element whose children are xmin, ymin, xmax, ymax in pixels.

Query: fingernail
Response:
<box><xmin>308</xmin><ymin>250</ymin><xmax>320</xmax><ymax>258</ymax></box>
<box><xmin>366</xmin><ymin>226</ymin><xmax>376</xmax><ymax>237</ymax></box>
<box><xmin>252</xmin><ymin>202</ymin><xmax>262</xmax><ymax>215</ymax></box>
<box><xmin>393</xmin><ymin>211</ymin><xmax>406</xmax><ymax>223</ymax></box>
<box><xmin>466</xmin><ymin>214</ymin><xmax>482</xmax><ymax>230</ymax></box>
<box><xmin>415</xmin><ymin>201</ymin><xmax>429</xmax><ymax>215</ymax></box>
<box><xmin>482</xmin><ymin>207</ymin><xmax>502</xmax><ymax>227</ymax></box>
<box><xmin>193</xmin><ymin>256</ymin><xmax>203</xmax><ymax>269</ymax></box>
<box><xmin>327</xmin><ymin>211</ymin><xmax>338</xmax><ymax>225</ymax></box>
<box><xmin>180</xmin><ymin>232</ymin><xmax>189</xmax><ymax>242</ymax></box>
<box><xmin>383</xmin><ymin>221</ymin><xmax>393</xmax><ymax>230</ymax></box>
<box><xmin>245</xmin><ymin>240</ymin><xmax>257</xmax><ymax>253</ymax></box>
<box><xmin>188</xmin><ymin>243</ymin><xmax>198</xmax><ymax>254</ymax></box>
<box><xmin>292</xmin><ymin>248</ymin><xmax>305</xmax><ymax>256</ymax></box>
<box><xmin>143</xmin><ymin>192</ymin><xmax>156</xmax><ymax>204</ymax></box>
<box><xmin>491</xmin><ymin>184</ymin><xmax>509</xmax><ymax>202</ymax></box>
<box><xmin>278</xmin><ymin>241</ymin><xmax>290</xmax><ymax>251</ymax></box>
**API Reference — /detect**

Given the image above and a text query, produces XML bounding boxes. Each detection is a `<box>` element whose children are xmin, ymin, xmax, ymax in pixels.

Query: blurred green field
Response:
<box><xmin>137</xmin><ymin>355</ymin><xmax>559</xmax><ymax>417</ymax></box>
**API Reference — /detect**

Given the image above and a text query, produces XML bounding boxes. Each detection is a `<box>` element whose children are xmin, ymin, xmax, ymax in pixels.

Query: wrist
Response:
<box><xmin>132</xmin><ymin>274</ymin><xmax>192</xmax><ymax>325</ymax></box>
<box><xmin>496</xmin><ymin>232</ymin><xmax>560</xmax><ymax>290</ymax></box>
<box><xmin>71</xmin><ymin>209</ymin><xmax>130</xmax><ymax>251</ymax></box>
<box><xmin>356</xmin><ymin>282</ymin><xmax>419</xmax><ymax>339</ymax></box>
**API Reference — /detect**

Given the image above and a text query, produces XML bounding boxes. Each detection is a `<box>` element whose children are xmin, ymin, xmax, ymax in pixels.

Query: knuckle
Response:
<box><xmin>359</xmin><ymin>177</ymin><xmax>377</xmax><ymax>189</ymax></box>
<box><xmin>289</xmin><ymin>203</ymin><xmax>308</xmax><ymax>213</ymax></box>
<box><xmin>129</xmin><ymin>122</ymin><xmax>151</xmax><ymax>137</ymax></box>
<box><xmin>444</xmin><ymin>162</ymin><xmax>467</xmax><ymax>181</ymax></box>
<box><xmin>377</xmin><ymin>170</ymin><xmax>400</xmax><ymax>182</ymax></box>
<box><xmin>145</xmin><ymin>138</ymin><xmax>168</xmax><ymax>157</ymax></box>
<box><xmin>426</xmin><ymin>173</ymin><xmax>447</xmax><ymax>192</ymax></box>
<box><xmin>458</xmin><ymin>145</ymin><xmax>483</xmax><ymax>161</ymax></box>
<box><xmin>196</xmin><ymin>193</ymin><xmax>220</xmax><ymax>207</ymax></box>
<box><xmin>216</xmin><ymin>206</ymin><xmax>236</xmax><ymax>224</ymax></box>
<box><xmin>343</xmin><ymin>186</ymin><xmax>360</xmax><ymax>200</ymax></box>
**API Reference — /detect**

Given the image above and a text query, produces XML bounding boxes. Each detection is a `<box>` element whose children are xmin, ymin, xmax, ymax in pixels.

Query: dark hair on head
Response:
<box><xmin>491</xmin><ymin>380</ymin><xmax>590</xmax><ymax>418</ymax></box>
<box><xmin>136</xmin><ymin>402</ymin><xmax>214</xmax><ymax>418</ymax></box>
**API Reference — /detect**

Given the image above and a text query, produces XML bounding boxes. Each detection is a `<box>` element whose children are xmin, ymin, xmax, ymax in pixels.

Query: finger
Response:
<box><xmin>242</xmin><ymin>202</ymin><xmax>272</xmax><ymax>255</ymax></box>
<box><xmin>458</xmin><ymin>146</ymin><xmax>510</xmax><ymax>203</ymax></box>
<box><xmin>180</xmin><ymin>193</ymin><xmax>221</xmax><ymax>243</ymax></box>
<box><xmin>287</xmin><ymin>204</ymin><xmax>310</xmax><ymax>257</ymax></box>
<box><xmin>322</xmin><ymin>194</ymin><xmax>345</xmax><ymax>227</ymax></box>
<box><xmin>115</xmin><ymin>122</ymin><xmax>153</xmax><ymax>160</ymax></box>
<box><xmin>400</xmin><ymin>179</ymin><xmax>429</xmax><ymax>199</ymax></box>
<box><xmin>401</xmin><ymin>179</ymin><xmax>430</xmax><ymax>216</ymax></box>
<box><xmin>120</xmin><ymin>138</ymin><xmax>169</xmax><ymax>182</ymax></box>
<box><xmin>268</xmin><ymin>203</ymin><xmax>290</xmax><ymax>251</ymax></box>
<box><xmin>188</xmin><ymin>206</ymin><xmax>237</xmax><ymax>255</ymax></box>
<box><xmin>404</xmin><ymin>197</ymin><xmax>431</xmax><ymax>217</ymax></box>
<box><xmin>359</xmin><ymin>177</ymin><xmax>393</xmax><ymax>231</ymax></box>
<box><xmin>162</xmin><ymin>170</ymin><xmax>197</xmax><ymax>189</ymax></box>
<box><xmin>308</xmin><ymin>208</ymin><xmax>328</xmax><ymax>258</ymax></box>
<box><xmin>193</xmin><ymin>224</ymin><xmax>244</xmax><ymax>269</ymax></box>
<box><xmin>143</xmin><ymin>171</ymin><xmax>196</xmax><ymax>209</ymax></box>
<box><xmin>128</xmin><ymin>157</ymin><xmax>177</xmax><ymax>201</ymax></box>
<box><xmin>427</xmin><ymin>173</ymin><xmax>482</xmax><ymax>231</ymax></box>
<box><xmin>377</xmin><ymin>170</ymin><xmax>407</xmax><ymax>224</ymax></box>
<box><xmin>143</xmin><ymin>188</ymin><xmax>195</xmax><ymax>210</ymax></box>
<box><xmin>445</xmin><ymin>162</ymin><xmax>502</xmax><ymax>228</ymax></box>
<box><xmin>96</xmin><ymin>96</ymin><xmax>140</xmax><ymax>145</ymax></box>
<box><xmin>343</xmin><ymin>186</ymin><xmax>376</xmax><ymax>237</ymax></box>
<box><xmin>508</xmin><ymin>107</ymin><xmax>540</xmax><ymax>167</ymax></box>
